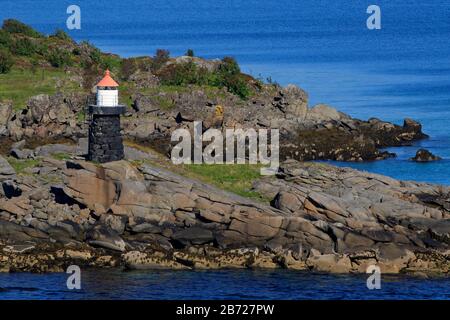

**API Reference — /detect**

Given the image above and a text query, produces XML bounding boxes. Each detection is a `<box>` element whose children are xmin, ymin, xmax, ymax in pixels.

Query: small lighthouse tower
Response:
<box><xmin>88</xmin><ymin>70</ymin><xmax>126</xmax><ymax>163</ymax></box>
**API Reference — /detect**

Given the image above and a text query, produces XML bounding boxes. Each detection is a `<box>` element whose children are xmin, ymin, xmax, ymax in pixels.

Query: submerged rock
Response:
<box><xmin>410</xmin><ymin>149</ymin><xmax>442</xmax><ymax>162</ymax></box>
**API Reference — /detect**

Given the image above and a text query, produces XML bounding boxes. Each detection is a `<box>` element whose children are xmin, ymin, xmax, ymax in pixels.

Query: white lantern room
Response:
<box><xmin>96</xmin><ymin>69</ymin><xmax>119</xmax><ymax>107</ymax></box>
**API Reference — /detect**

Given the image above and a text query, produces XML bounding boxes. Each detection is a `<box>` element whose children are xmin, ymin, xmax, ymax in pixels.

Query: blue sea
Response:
<box><xmin>0</xmin><ymin>269</ymin><xmax>449</xmax><ymax>300</ymax></box>
<box><xmin>1</xmin><ymin>0</ymin><xmax>450</xmax><ymax>299</ymax></box>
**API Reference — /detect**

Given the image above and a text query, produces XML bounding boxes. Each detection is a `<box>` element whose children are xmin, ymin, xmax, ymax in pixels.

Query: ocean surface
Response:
<box><xmin>1</xmin><ymin>0</ymin><xmax>450</xmax><ymax>300</ymax></box>
<box><xmin>0</xmin><ymin>269</ymin><xmax>449</xmax><ymax>300</ymax></box>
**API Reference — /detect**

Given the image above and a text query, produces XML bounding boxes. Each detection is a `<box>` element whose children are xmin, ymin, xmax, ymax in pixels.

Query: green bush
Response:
<box><xmin>0</xmin><ymin>49</ymin><xmax>13</xmax><ymax>73</ymax></box>
<box><xmin>221</xmin><ymin>73</ymin><xmax>250</xmax><ymax>99</ymax></box>
<box><xmin>2</xmin><ymin>19</ymin><xmax>42</xmax><ymax>38</ymax></box>
<box><xmin>159</xmin><ymin>61</ymin><xmax>209</xmax><ymax>86</ymax></box>
<box><xmin>218</xmin><ymin>57</ymin><xmax>241</xmax><ymax>76</ymax></box>
<box><xmin>158</xmin><ymin>56</ymin><xmax>250</xmax><ymax>99</ymax></box>
<box><xmin>100</xmin><ymin>54</ymin><xmax>121</xmax><ymax>72</ymax></box>
<box><xmin>89</xmin><ymin>47</ymin><xmax>102</xmax><ymax>64</ymax></box>
<box><xmin>213</xmin><ymin>57</ymin><xmax>250</xmax><ymax>99</ymax></box>
<box><xmin>35</xmin><ymin>42</ymin><xmax>49</xmax><ymax>56</ymax></box>
<box><xmin>47</xmin><ymin>48</ymin><xmax>72</xmax><ymax>67</ymax></box>
<box><xmin>53</xmin><ymin>29</ymin><xmax>71</xmax><ymax>41</ymax></box>
<box><xmin>0</xmin><ymin>30</ymin><xmax>12</xmax><ymax>48</ymax></box>
<box><xmin>12</xmin><ymin>37</ymin><xmax>37</xmax><ymax>56</ymax></box>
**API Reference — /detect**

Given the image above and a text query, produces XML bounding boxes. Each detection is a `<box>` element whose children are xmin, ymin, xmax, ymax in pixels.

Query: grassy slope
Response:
<box><xmin>124</xmin><ymin>140</ymin><xmax>271</xmax><ymax>203</ymax></box>
<box><xmin>0</xmin><ymin>68</ymin><xmax>81</xmax><ymax>110</ymax></box>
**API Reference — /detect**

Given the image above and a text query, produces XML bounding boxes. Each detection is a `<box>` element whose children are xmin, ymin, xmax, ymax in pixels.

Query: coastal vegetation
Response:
<box><xmin>0</xmin><ymin>19</ymin><xmax>258</xmax><ymax>109</ymax></box>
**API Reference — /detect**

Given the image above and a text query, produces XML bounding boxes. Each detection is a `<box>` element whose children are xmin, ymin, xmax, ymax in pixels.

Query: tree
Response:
<box><xmin>151</xmin><ymin>49</ymin><xmax>170</xmax><ymax>71</ymax></box>
<box><xmin>185</xmin><ymin>49</ymin><xmax>194</xmax><ymax>57</ymax></box>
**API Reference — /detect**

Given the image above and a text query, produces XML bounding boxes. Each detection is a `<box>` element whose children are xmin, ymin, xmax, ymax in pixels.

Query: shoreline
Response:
<box><xmin>0</xmin><ymin>20</ymin><xmax>448</xmax><ymax>277</ymax></box>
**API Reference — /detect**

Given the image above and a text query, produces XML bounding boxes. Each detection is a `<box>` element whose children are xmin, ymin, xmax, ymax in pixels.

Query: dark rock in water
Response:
<box><xmin>410</xmin><ymin>149</ymin><xmax>442</xmax><ymax>162</ymax></box>
<box><xmin>403</xmin><ymin>118</ymin><xmax>423</xmax><ymax>132</ymax></box>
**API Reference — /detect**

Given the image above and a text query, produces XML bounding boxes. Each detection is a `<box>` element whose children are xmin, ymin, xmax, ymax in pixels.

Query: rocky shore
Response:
<box><xmin>0</xmin><ymin>139</ymin><xmax>448</xmax><ymax>275</ymax></box>
<box><xmin>0</xmin><ymin>20</ymin><xmax>447</xmax><ymax>276</ymax></box>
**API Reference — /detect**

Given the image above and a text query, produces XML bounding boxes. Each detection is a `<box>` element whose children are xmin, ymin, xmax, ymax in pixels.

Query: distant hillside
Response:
<box><xmin>0</xmin><ymin>19</ymin><xmax>266</xmax><ymax>110</ymax></box>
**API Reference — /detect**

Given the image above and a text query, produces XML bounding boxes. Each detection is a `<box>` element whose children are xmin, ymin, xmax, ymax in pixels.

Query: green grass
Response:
<box><xmin>7</xmin><ymin>157</ymin><xmax>40</xmax><ymax>174</ymax></box>
<box><xmin>51</xmin><ymin>152</ymin><xmax>71</xmax><ymax>161</ymax></box>
<box><xmin>181</xmin><ymin>163</ymin><xmax>270</xmax><ymax>202</ymax></box>
<box><xmin>0</xmin><ymin>68</ymin><xmax>80</xmax><ymax>110</ymax></box>
<box><xmin>124</xmin><ymin>140</ymin><xmax>272</xmax><ymax>203</ymax></box>
<box><xmin>76</xmin><ymin>109</ymin><xmax>86</xmax><ymax>123</ymax></box>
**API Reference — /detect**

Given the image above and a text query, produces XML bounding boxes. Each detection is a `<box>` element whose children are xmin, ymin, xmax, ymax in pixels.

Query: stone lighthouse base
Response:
<box><xmin>88</xmin><ymin>105</ymin><xmax>126</xmax><ymax>163</ymax></box>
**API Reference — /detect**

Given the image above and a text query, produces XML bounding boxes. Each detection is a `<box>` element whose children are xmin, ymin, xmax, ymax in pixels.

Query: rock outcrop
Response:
<box><xmin>410</xmin><ymin>149</ymin><xmax>442</xmax><ymax>162</ymax></box>
<box><xmin>0</xmin><ymin>81</ymin><xmax>427</xmax><ymax>162</ymax></box>
<box><xmin>0</xmin><ymin>143</ymin><xmax>448</xmax><ymax>275</ymax></box>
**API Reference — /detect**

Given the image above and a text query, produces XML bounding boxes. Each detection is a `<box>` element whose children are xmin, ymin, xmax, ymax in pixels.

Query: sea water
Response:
<box><xmin>0</xmin><ymin>269</ymin><xmax>449</xmax><ymax>300</ymax></box>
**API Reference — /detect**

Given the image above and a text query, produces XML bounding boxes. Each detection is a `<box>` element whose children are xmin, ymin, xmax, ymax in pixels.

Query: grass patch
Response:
<box><xmin>124</xmin><ymin>140</ymin><xmax>272</xmax><ymax>203</ymax></box>
<box><xmin>7</xmin><ymin>157</ymin><xmax>40</xmax><ymax>174</ymax></box>
<box><xmin>0</xmin><ymin>67</ymin><xmax>79</xmax><ymax>110</ymax></box>
<box><xmin>181</xmin><ymin>163</ymin><xmax>270</xmax><ymax>202</ymax></box>
<box><xmin>154</xmin><ymin>95</ymin><xmax>175</xmax><ymax>110</ymax></box>
<box><xmin>51</xmin><ymin>152</ymin><xmax>71</xmax><ymax>161</ymax></box>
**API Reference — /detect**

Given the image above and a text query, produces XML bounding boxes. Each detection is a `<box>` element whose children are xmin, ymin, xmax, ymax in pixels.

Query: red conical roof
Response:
<box><xmin>96</xmin><ymin>69</ymin><xmax>119</xmax><ymax>87</ymax></box>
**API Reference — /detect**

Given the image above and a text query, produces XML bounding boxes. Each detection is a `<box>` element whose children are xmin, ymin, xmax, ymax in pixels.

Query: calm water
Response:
<box><xmin>1</xmin><ymin>1</ymin><xmax>450</xmax><ymax>300</ymax></box>
<box><xmin>0</xmin><ymin>269</ymin><xmax>449</xmax><ymax>300</ymax></box>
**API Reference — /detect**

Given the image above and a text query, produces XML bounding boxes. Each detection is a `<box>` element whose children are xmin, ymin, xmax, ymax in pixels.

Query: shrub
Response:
<box><xmin>72</xmin><ymin>47</ymin><xmax>81</xmax><ymax>55</ymax></box>
<box><xmin>53</xmin><ymin>29</ymin><xmax>71</xmax><ymax>41</ymax></box>
<box><xmin>158</xmin><ymin>56</ymin><xmax>250</xmax><ymax>99</ymax></box>
<box><xmin>121</xmin><ymin>58</ymin><xmax>138</xmax><ymax>80</ymax></box>
<box><xmin>0</xmin><ymin>49</ymin><xmax>13</xmax><ymax>73</ymax></box>
<box><xmin>159</xmin><ymin>62</ymin><xmax>204</xmax><ymax>86</ymax></box>
<box><xmin>151</xmin><ymin>49</ymin><xmax>170</xmax><ymax>71</ymax></box>
<box><xmin>12</xmin><ymin>37</ymin><xmax>37</xmax><ymax>56</ymax></box>
<box><xmin>213</xmin><ymin>57</ymin><xmax>250</xmax><ymax>99</ymax></box>
<box><xmin>100</xmin><ymin>54</ymin><xmax>121</xmax><ymax>72</ymax></box>
<box><xmin>2</xmin><ymin>19</ymin><xmax>42</xmax><ymax>38</ymax></box>
<box><xmin>47</xmin><ymin>48</ymin><xmax>72</xmax><ymax>67</ymax></box>
<box><xmin>218</xmin><ymin>57</ymin><xmax>241</xmax><ymax>77</ymax></box>
<box><xmin>89</xmin><ymin>47</ymin><xmax>102</xmax><ymax>64</ymax></box>
<box><xmin>0</xmin><ymin>30</ymin><xmax>12</xmax><ymax>48</ymax></box>
<box><xmin>185</xmin><ymin>49</ymin><xmax>194</xmax><ymax>57</ymax></box>
<box><xmin>35</xmin><ymin>42</ymin><xmax>49</xmax><ymax>56</ymax></box>
<box><xmin>220</xmin><ymin>73</ymin><xmax>250</xmax><ymax>99</ymax></box>
<box><xmin>78</xmin><ymin>41</ymin><xmax>102</xmax><ymax>65</ymax></box>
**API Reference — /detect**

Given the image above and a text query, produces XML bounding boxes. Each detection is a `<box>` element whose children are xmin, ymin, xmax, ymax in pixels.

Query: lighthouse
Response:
<box><xmin>87</xmin><ymin>70</ymin><xmax>126</xmax><ymax>163</ymax></box>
